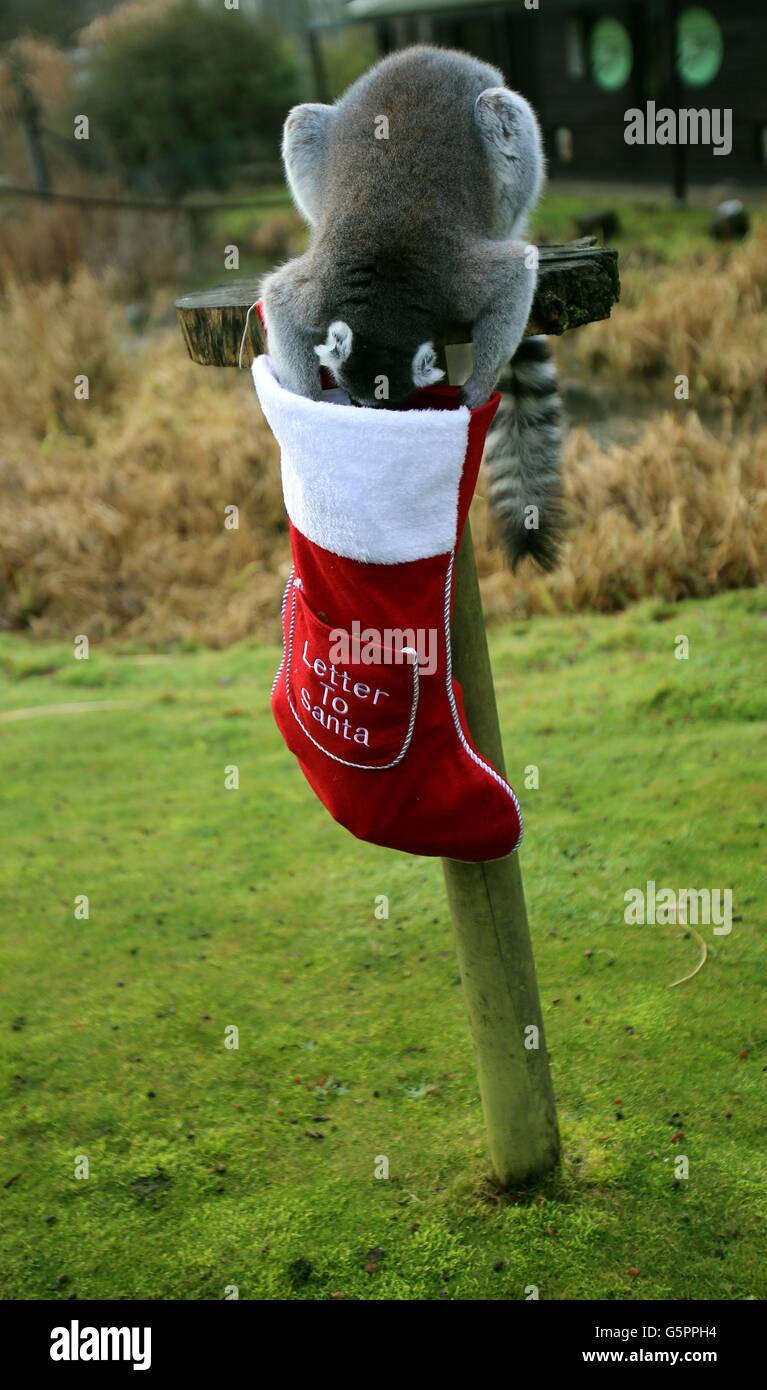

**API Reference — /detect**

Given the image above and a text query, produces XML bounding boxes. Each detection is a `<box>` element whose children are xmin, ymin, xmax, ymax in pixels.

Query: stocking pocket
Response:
<box><xmin>278</xmin><ymin>576</ymin><xmax>420</xmax><ymax>770</ymax></box>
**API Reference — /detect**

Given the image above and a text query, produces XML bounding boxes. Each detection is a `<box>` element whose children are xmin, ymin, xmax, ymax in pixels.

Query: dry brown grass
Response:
<box><xmin>570</xmin><ymin>224</ymin><xmax>767</xmax><ymax>411</ymax></box>
<box><xmin>0</xmin><ymin>202</ymin><xmax>85</xmax><ymax>291</ymax></box>
<box><xmin>0</xmin><ymin>36</ymin><xmax>70</xmax><ymax>122</ymax></box>
<box><xmin>474</xmin><ymin>413</ymin><xmax>767</xmax><ymax>619</ymax></box>
<box><xmin>0</xmin><ymin>198</ymin><xmax>194</xmax><ymax>296</ymax></box>
<box><xmin>1</xmin><ymin>271</ymin><xmax>765</xmax><ymax>648</ymax></box>
<box><xmin>0</xmin><ymin>270</ymin><xmax>285</xmax><ymax>647</ymax></box>
<box><xmin>248</xmin><ymin>212</ymin><xmax>306</xmax><ymax>263</ymax></box>
<box><xmin>78</xmin><ymin>0</ymin><xmax>181</xmax><ymax>45</ymax></box>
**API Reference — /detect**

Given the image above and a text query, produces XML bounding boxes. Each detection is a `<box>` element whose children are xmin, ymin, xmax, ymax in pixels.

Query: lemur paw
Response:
<box><xmin>459</xmin><ymin>378</ymin><xmax>493</xmax><ymax>409</ymax></box>
<box><xmin>277</xmin><ymin>362</ymin><xmax>323</xmax><ymax>400</ymax></box>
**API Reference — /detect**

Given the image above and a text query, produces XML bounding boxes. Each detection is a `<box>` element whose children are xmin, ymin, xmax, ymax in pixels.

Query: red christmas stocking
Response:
<box><xmin>253</xmin><ymin>353</ymin><xmax>523</xmax><ymax>862</ymax></box>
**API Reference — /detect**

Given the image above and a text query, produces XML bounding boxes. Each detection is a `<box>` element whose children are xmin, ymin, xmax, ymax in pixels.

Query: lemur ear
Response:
<box><xmin>412</xmin><ymin>342</ymin><xmax>445</xmax><ymax>388</ymax></box>
<box><xmin>474</xmin><ymin>87</ymin><xmax>544</xmax><ymax>218</ymax></box>
<box><xmin>282</xmin><ymin>103</ymin><xmax>336</xmax><ymax>226</ymax></box>
<box><xmin>314</xmin><ymin>321</ymin><xmax>353</xmax><ymax>371</ymax></box>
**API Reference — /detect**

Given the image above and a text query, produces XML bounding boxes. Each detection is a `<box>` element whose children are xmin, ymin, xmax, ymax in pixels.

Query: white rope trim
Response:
<box><xmin>442</xmin><ymin>550</ymin><xmax>524</xmax><ymax>850</ymax></box>
<box><xmin>270</xmin><ymin>566</ymin><xmax>295</xmax><ymax>697</ymax></box>
<box><xmin>238</xmin><ymin>299</ymin><xmax>260</xmax><ymax>369</ymax></box>
<box><xmin>281</xmin><ymin>577</ymin><xmax>420</xmax><ymax>771</ymax></box>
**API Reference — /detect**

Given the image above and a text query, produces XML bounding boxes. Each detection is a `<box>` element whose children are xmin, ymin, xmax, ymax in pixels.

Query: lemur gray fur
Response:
<box><xmin>261</xmin><ymin>44</ymin><xmax>564</xmax><ymax>570</ymax></box>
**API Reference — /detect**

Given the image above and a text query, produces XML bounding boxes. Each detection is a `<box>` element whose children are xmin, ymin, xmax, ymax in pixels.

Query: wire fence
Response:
<box><xmin>0</xmin><ymin>183</ymin><xmax>288</xmax><ymax>214</ymax></box>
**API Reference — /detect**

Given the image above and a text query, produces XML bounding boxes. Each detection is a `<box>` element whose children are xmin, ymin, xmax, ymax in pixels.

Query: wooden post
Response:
<box><xmin>443</xmin><ymin>520</ymin><xmax>560</xmax><ymax>1186</ymax></box>
<box><xmin>175</xmin><ymin>238</ymin><xmax>619</xmax><ymax>1188</ymax></box>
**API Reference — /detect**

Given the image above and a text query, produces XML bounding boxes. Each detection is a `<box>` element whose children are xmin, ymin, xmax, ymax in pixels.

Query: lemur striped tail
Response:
<box><xmin>483</xmin><ymin>335</ymin><xmax>565</xmax><ymax>571</ymax></box>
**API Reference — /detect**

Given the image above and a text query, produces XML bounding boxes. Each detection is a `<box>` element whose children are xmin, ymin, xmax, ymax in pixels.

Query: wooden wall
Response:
<box><xmin>368</xmin><ymin>0</ymin><xmax>767</xmax><ymax>186</ymax></box>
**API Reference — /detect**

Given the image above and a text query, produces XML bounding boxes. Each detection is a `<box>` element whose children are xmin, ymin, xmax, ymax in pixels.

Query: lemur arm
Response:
<box><xmin>260</xmin><ymin>255</ymin><xmax>324</xmax><ymax>400</ymax></box>
<box><xmin>452</xmin><ymin>240</ymin><xmax>537</xmax><ymax>408</ymax></box>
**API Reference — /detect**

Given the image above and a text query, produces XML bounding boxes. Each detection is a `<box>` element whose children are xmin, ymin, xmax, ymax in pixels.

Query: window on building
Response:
<box><xmin>589</xmin><ymin>17</ymin><xmax>633</xmax><ymax>92</ymax></box>
<box><xmin>677</xmin><ymin>8</ymin><xmax>724</xmax><ymax>87</ymax></box>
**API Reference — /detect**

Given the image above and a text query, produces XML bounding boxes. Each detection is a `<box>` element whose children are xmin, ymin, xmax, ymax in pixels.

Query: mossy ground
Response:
<box><xmin>1</xmin><ymin>588</ymin><xmax>765</xmax><ymax>1300</ymax></box>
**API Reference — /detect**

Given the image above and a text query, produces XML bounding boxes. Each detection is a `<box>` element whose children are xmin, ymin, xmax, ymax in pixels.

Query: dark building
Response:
<box><xmin>309</xmin><ymin>0</ymin><xmax>767</xmax><ymax>190</ymax></box>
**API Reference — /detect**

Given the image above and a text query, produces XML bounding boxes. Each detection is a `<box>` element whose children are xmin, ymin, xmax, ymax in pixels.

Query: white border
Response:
<box><xmin>253</xmin><ymin>355</ymin><xmax>471</xmax><ymax>565</ymax></box>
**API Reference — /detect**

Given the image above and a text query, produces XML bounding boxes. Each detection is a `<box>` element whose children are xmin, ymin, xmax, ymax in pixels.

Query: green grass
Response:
<box><xmin>1</xmin><ymin>588</ymin><xmax>765</xmax><ymax>1300</ymax></box>
<box><xmin>532</xmin><ymin>195</ymin><xmax>738</xmax><ymax>262</ymax></box>
<box><xmin>162</xmin><ymin>193</ymin><xmax>767</xmax><ymax>316</ymax></box>
<box><xmin>209</xmin><ymin>185</ymin><xmax>293</xmax><ymax>246</ymax></box>
<box><xmin>178</xmin><ymin>191</ymin><xmax>752</xmax><ymax>300</ymax></box>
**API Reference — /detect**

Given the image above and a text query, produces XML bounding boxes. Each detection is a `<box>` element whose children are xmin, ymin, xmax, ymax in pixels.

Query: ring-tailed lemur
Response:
<box><xmin>261</xmin><ymin>45</ymin><xmax>564</xmax><ymax>570</ymax></box>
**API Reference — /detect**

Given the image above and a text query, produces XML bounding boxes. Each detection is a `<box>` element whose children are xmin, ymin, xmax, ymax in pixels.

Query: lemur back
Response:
<box><xmin>262</xmin><ymin>44</ymin><xmax>565</xmax><ymax>570</ymax></box>
<box><xmin>319</xmin><ymin>48</ymin><xmax>501</xmax><ymax>242</ymax></box>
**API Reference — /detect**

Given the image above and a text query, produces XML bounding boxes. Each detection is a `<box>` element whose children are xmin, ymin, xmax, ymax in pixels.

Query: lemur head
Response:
<box><xmin>314</xmin><ymin>321</ymin><xmax>444</xmax><ymax>407</ymax></box>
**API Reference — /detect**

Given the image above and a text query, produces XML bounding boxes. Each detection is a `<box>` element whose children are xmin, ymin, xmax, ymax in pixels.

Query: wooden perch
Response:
<box><xmin>174</xmin><ymin>236</ymin><xmax>620</xmax><ymax>1189</ymax></box>
<box><xmin>175</xmin><ymin>239</ymin><xmax>619</xmax><ymax>368</ymax></box>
